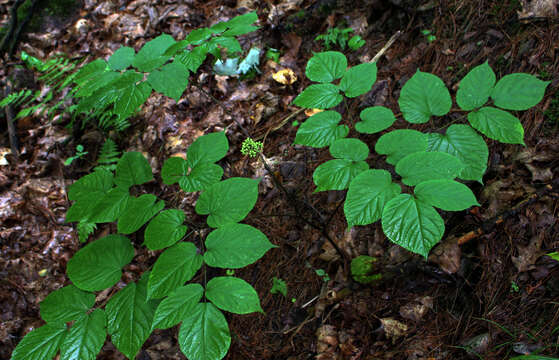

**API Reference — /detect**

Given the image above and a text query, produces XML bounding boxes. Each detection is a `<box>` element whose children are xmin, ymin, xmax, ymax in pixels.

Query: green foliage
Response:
<box><xmin>315</xmin><ymin>26</ymin><xmax>363</xmax><ymax>51</ymax></box>
<box><xmin>241</xmin><ymin>138</ymin><xmax>263</xmax><ymax>157</ymax></box>
<box><xmin>293</xmin><ymin>51</ymin><xmax>549</xmax><ymax>257</ymax></box>
<box><xmin>351</xmin><ymin>255</ymin><xmax>382</xmax><ymax>284</ymax></box>
<box><xmin>15</xmin><ymin>132</ymin><xmax>274</xmax><ymax>360</ymax></box>
<box><xmin>95</xmin><ymin>138</ymin><xmax>120</xmax><ymax>171</ymax></box>
<box><xmin>64</xmin><ymin>144</ymin><xmax>88</xmax><ymax>166</ymax></box>
<box><xmin>270</xmin><ymin>277</ymin><xmax>288</xmax><ymax>297</ymax></box>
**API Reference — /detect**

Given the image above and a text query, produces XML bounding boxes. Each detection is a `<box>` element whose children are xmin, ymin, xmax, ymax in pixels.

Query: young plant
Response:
<box><xmin>63</xmin><ymin>144</ymin><xmax>88</xmax><ymax>166</ymax></box>
<box><xmin>315</xmin><ymin>26</ymin><xmax>363</xmax><ymax>51</ymax></box>
<box><xmin>12</xmin><ymin>132</ymin><xmax>276</xmax><ymax>360</ymax></box>
<box><xmin>293</xmin><ymin>52</ymin><xmax>549</xmax><ymax>258</ymax></box>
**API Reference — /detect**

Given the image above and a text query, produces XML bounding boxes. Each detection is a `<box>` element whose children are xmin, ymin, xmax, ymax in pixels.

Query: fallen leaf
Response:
<box><xmin>272</xmin><ymin>68</ymin><xmax>297</xmax><ymax>85</ymax></box>
<box><xmin>518</xmin><ymin>0</ymin><xmax>558</xmax><ymax>19</ymax></box>
<box><xmin>380</xmin><ymin>318</ymin><xmax>408</xmax><ymax>340</ymax></box>
<box><xmin>305</xmin><ymin>108</ymin><xmax>324</xmax><ymax>117</ymax></box>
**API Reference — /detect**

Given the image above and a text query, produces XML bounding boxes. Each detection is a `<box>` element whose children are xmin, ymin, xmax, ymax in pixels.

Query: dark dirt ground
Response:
<box><xmin>1</xmin><ymin>0</ymin><xmax>559</xmax><ymax>359</ymax></box>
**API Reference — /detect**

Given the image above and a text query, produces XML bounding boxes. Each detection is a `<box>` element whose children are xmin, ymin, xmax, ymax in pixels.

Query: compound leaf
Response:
<box><xmin>313</xmin><ymin>159</ymin><xmax>369</xmax><ymax>192</ymax></box>
<box><xmin>491</xmin><ymin>73</ymin><xmax>550</xmax><ymax>110</ymax></box>
<box><xmin>381</xmin><ymin>194</ymin><xmax>444</xmax><ymax>258</ymax></box>
<box><xmin>467</xmin><ymin>106</ymin><xmax>525</xmax><ymax>144</ymax></box>
<box><xmin>179</xmin><ymin>303</ymin><xmax>230</xmax><ymax>360</ymax></box>
<box><xmin>293</xmin><ymin>84</ymin><xmax>343</xmax><ymax>109</ymax></box>
<box><xmin>456</xmin><ymin>61</ymin><xmax>495</xmax><ymax>110</ymax></box>
<box><xmin>305</xmin><ymin>51</ymin><xmax>347</xmax><ymax>83</ymax></box>
<box><xmin>204</xmin><ymin>223</ymin><xmax>276</xmax><ymax>269</ymax></box>
<box><xmin>117</xmin><ymin>194</ymin><xmax>165</xmax><ymax>234</ymax></box>
<box><xmin>396</xmin><ymin>152</ymin><xmax>464</xmax><ymax>186</ymax></box>
<box><xmin>147</xmin><ymin>62</ymin><xmax>189</xmax><ymax>101</ymax></box>
<box><xmin>427</xmin><ymin>124</ymin><xmax>488</xmax><ymax>182</ymax></box>
<box><xmin>114</xmin><ymin>152</ymin><xmax>153</xmax><ymax>189</ymax></box>
<box><xmin>144</xmin><ymin>209</ymin><xmax>187</xmax><ymax>250</ymax></box>
<box><xmin>375</xmin><ymin>129</ymin><xmax>428</xmax><ymax>165</ymax></box>
<box><xmin>344</xmin><ymin>169</ymin><xmax>401</xmax><ymax>228</ymax></box>
<box><xmin>108</xmin><ymin>46</ymin><xmax>135</xmax><ymax>71</ymax></box>
<box><xmin>187</xmin><ymin>132</ymin><xmax>229</xmax><ymax>168</ymax></box>
<box><xmin>339</xmin><ymin>62</ymin><xmax>377</xmax><ymax>98</ymax></box>
<box><xmin>132</xmin><ymin>34</ymin><xmax>176</xmax><ymax>72</ymax></box>
<box><xmin>415</xmin><ymin>179</ymin><xmax>479</xmax><ymax>211</ymax></box>
<box><xmin>151</xmin><ymin>284</ymin><xmax>204</xmax><ymax>330</ymax></box>
<box><xmin>67</xmin><ymin>235</ymin><xmax>134</xmax><ymax>292</ymax></box>
<box><xmin>147</xmin><ymin>243</ymin><xmax>203</xmax><ymax>299</ymax></box>
<box><xmin>40</xmin><ymin>285</ymin><xmax>95</xmax><ymax>324</ymax></box>
<box><xmin>59</xmin><ymin>309</ymin><xmax>106</xmax><ymax>360</ymax></box>
<box><xmin>206</xmin><ymin>276</ymin><xmax>263</xmax><ymax>314</ymax></box>
<box><xmin>329</xmin><ymin>138</ymin><xmax>369</xmax><ymax>161</ymax></box>
<box><xmin>356</xmin><ymin>106</ymin><xmax>396</xmax><ymax>134</ymax></box>
<box><xmin>294</xmin><ymin>110</ymin><xmax>348</xmax><ymax>148</ymax></box>
<box><xmin>11</xmin><ymin>323</ymin><xmax>67</xmax><ymax>360</ymax></box>
<box><xmin>195</xmin><ymin>178</ymin><xmax>259</xmax><ymax>228</ymax></box>
<box><xmin>398</xmin><ymin>70</ymin><xmax>452</xmax><ymax>123</ymax></box>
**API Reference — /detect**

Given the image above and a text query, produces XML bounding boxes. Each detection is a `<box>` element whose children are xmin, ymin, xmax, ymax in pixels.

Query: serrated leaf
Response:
<box><xmin>204</xmin><ymin>223</ymin><xmax>276</xmax><ymax>268</ymax></box>
<box><xmin>144</xmin><ymin>209</ymin><xmax>187</xmax><ymax>250</ymax></box>
<box><xmin>329</xmin><ymin>138</ymin><xmax>369</xmax><ymax>161</ymax></box>
<box><xmin>356</xmin><ymin>106</ymin><xmax>396</xmax><ymax>134</ymax></box>
<box><xmin>179</xmin><ymin>303</ymin><xmax>230</xmax><ymax>360</ymax></box>
<box><xmin>209</xmin><ymin>36</ymin><xmax>242</xmax><ymax>54</ymax></box>
<box><xmin>114</xmin><ymin>80</ymin><xmax>152</xmax><ymax>120</ymax></box>
<box><xmin>344</xmin><ymin>169</ymin><xmax>401</xmax><ymax>228</ymax></box>
<box><xmin>375</xmin><ymin>129</ymin><xmax>428</xmax><ymax>165</ymax></box>
<box><xmin>293</xmin><ymin>84</ymin><xmax>343</xmax><ymax>109</ymax></box>
<box><xmin>151</xmin><ymin>284</ymin><xmax>204</xmax><ymax>330</ymax></box>
<box><xmin>75</xmin><ymin>70</ymin><xmax>120</xmax><ymax>98</ymax></box>
<box><xmin>147</xmin><ymin>62</ymin><xmax>189</xmax><ymax>101</ymax></box>
<box><xmin>398</xmin><ymin>70</ymin><xmax>452</xmax><ymax>123</ymax></box>
<box><xmin>305</xmin><ymin>51</ymin><xmax>347</xmax><ymax>83</ymax></box>
<box><xmin>161</xmin><ymin>157</ymin><xmax>223</xmax><ymax>192</ymax></box>
<box><xmin>186</xmin><ymin>28</ymin><xmax>213</xmax><ymax>45</ymax></box>
<box><xmin>68</xmin><ymin>169</ymin><xmax>113</xmax><ymax>201</ymax></box>
<box><xmin>132</xmin><ymin>34</ymin><xmax>176</xmax><ymax>72</ymax></box>
<box><xmin>313</xmin><ymin>159</ymin><xmax>369</xmax><ymax>192</ymax></box>
<box><xmin>147</xmin><ymin>243</ymin><xmax>203</xmax><ymax>299</ymax></box>
<box><xmin>415</xmin><ymin>179</ymin><xmax>479</xmax><ymax>211</ymax></box>
<box><xmin>206</xmin><ymin>277</ymin><xmax>263</xmax><ymax>314</ymax></box>
<box><xmin>339</xmin><ymin>62</ymin><xmax>377</xmax><ymax>98</ymax></box>
<box><xmin>195</xmin><ymin>178</ymin><xmax>259</xmax><ymax>228</ymax></box>
<box><xmin>396</xmin><ymin>152</ymin><xmax>464</xmax><ymax>186</ymax></box>
<box><xmin>11</xmin><ymin>323</ymin><xmax>67</xmax><ymax>360</ymax></box>
<box><xmin>381</xmin><ymin>194</ymin><xmax>444</xmax><ymax>258</ymax></box>
<box><xmin>427</xmin><ymin>124</ymin><xmax>488</xmax><ymax>182</ymax></box>
<box><xmin>67</xmin><ymin>235</ymin><xmax>134</xmax><ymax>291</ymax></box>
<box><xmin>187</xmin><ymin>132</ymin><xmax>229</xmax><ymax>168</ymax></box>
<box><xmin>74</xmin><ymin>59</ymin><xmax>108</xmax><ymax>87</ymax></box>
<box><xmin>89</xmin><ymin>187</ymin><xmax>130</xmax><ymax>223</ymax></box>
<box><xmin>117</xmin><ymin>194</ymin><xmax>165</xmax><ymax>234</ymax></box>
<box><xmin>294</xmin><ymin>110</ymin><xmax>348</xmax><ymax>148</ymax></box>
<box><xmin>468</xmin><ymin>106</ymin><xmax>525</xmax><ymax>144</ymax></box>
<box><xmin>59</xmin><ymin>309</ymin><xmax>106</xmax><ymax>360</ymax></box>
<box><xmin>222</xmin><ymin>24</ymin><xmax>258</xmax><ymax>36</ymax></box>
<box><xmin>491</xmin><ymin>73</ymin><xmax>550</xmax><ymax>110</ymax></box>
<box><xmin>177</xmin><ymin>45</ymin><xmax>208</xmax><ymax>73</ymax></box>
<box><xmin>114</xmin><ymin>151</ymin><xmax>153</xmax><ymax>189</ymax></box>
<box><xmin>456</xmin><ymin>61</ymin><xmax>495</xmax><ymax>110</ymax></box>
<box><xmin>214</xmin><ymin>11</ymin><xmax>258</xmax><ymax>34</ymax></box>
<box><xmin>77</xmin><ymin>222</ymin><xmax>96</xmax><ymax>243</ymax></box>
<box><xmin>106</xmin><ymin>274</ymin><xmax>158</xmax><ymax>360</ymax></box>
<box><xmin>108</xmin><ymin>47</ymin><xmax>135</xmax><ymax>71</ymax></box>
<box><xmin>40</xmin><ymin>285</ymin><xmax>95</xmax><ymax>324</ymax></box>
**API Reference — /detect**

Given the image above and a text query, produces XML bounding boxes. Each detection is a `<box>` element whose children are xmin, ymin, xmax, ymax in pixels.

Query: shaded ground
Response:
<box><xmin>1</xmin><ymin>0</ymin><xmax>558</xmax><ymax>359</ymax></box>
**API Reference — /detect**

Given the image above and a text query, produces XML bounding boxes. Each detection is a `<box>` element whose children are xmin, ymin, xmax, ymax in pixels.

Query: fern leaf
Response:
<box><xmin>77</xmin><ymin>222</ymin><xmax>96</xmax><ymax>243</ymax></box>
<box><xmin>95</xmin><ymin>139</ymin><xmax>120</xmax><ymax>171</ymax></box>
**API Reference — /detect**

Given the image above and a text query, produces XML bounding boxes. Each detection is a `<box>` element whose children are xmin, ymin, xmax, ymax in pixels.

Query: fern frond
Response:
<box><xmin>0</xmin><ymin>89</ymin><xmax>34</xmax><ymax>107</ymax></box>
<box><xmin>77</xmin><ymin>221</ymin><xmax>96</xmax><ymax>243</ymax></box>
<box><xmin>95</xmin><ymin>139</ymin><xmax>120</xmax><ymax>171</ymax></box>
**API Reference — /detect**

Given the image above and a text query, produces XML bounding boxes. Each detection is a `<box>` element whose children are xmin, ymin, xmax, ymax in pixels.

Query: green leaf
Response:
<box><xmin>222</xmin><ymin>24</ymin><xmax>258</xmax><ymax>36</ymax></box>
<box><xmin>456</xmin><ymin>61</ymin><xmax>495</xmax><ymax>110</ymax></box>
<box><xmin>132</xmin><ymin>34</ymin><xmax>176</xmax><ymax>72</ymax></box>
<box><xmin>396</xmin><ymin>151</ymin><xmax>464</xmax><ymax>186</ymax></box>
<box><xmin>66</xmin><ymin>192</ymin><xmax>105</xmax><ymax>223</ymax></box>
<box><xmin>114</xmin><ymin>80</ymin><xmax>152</xmax><ymax>120</ymax></box>
<box><xmin>117</xmin><ymin>194</ymin><xmax>165</xmax><ymax>234</ymax></box>
<box><xmin>491</xmin><ymin>73</ymin><xmax>550</xmax><ymax>110</ymax></box>
<box><xmin>68</xmin><ymin>169</ymin><xmax>113</xmax><ymax>201</ymax></box>
<box><xmin>305</xmin><ymin>51</ymin><xmax>347</xmax><ymax>83</ymax></box>
<box><xmin>106</xmin><ymin>274</ymin><xmax>158</xmax><ymax>360</ymax></box>
<box><xmin>40</xmin><ymin>285</ymin><xmax>95</xmax><ymax>324</ymax></box>
<box><xmin>426</xmin><ymin>124</ymin><xmax>488</xmax><ymax>182</ymax></box>
<box><xmin>375</xmin><ymin>129</ymin><xmax>428</xmax><ymax>165</ymax></box>
<box><xmin>468</xmin><ymin>106</ymin><xmax>525</xmax><ymax>144</ymax></box>
<box><xmin>179</xmin><ymin>303</ymin><xmax>230</xmax><ymax>360</ymax></box>
<box><xmin>75</xmin><ymin>70</ymin><xmax>120</xmax><ymax>98</ymax></box>
<box><xmin>163</xmin><ymin>40</ymin><xmax>190</xmax><ymax>57</ymax></box>
<box><xmin>151</xmin><ymin>284</ymin><xmax>204</xmax><ymax>330</ymax></box>
<box><xmin>509</xmin><ymin>356</ymin><xmax>559</xmax><ymax>360</ymax></box>
<box><xmin>293</xmin><ymin>84</ymin><xmax>343</xmax><ymax>109</ymax></box>
<box><xmin>313</xmin><ymin>159</ymin><xmax>369</xmax><ymax>191</ymax></box>
<box><xmin>77</xmin><ymin>222</ymin><xmax>96</xmax><ymax>243</ymax></box>
<box><xmin>209</xmin><ymin>36</ymin><xmax>242</xmax><ymax>54</ymax></box>
<box><xmin>74</xmin><ymin>59</ymin><xmax>108</xmax><ymax>87</ymax></box>
<box><xmin>195</xmin><ymin>178</ymin><xmax>259</xmax><ymax>228</ymax></box>
<box><xmin>161</xmin><ymin>157</ymin><xmax>223</xmax><ymax>192</ymax></box>
<box><xmin>339</xmin><ymin>62</ymin><xmax>377</xmax><ymax>98</ymax></box>
<box><xmin>59</xmin><ymin>309</ymin><xmax>106</xmax><ymax>360</ymax></box>
<box><xmin>11</xmin><ymin>323</ymin><xmax>67</xmax><ymax>360</ymax></box>
<box><xmin>186</xmin><ymin>28</ymin><xmax>213</xmax><ymax>45</ymax></box>
<box><xmin>144</xmin><ymin>209</ymin><xmax>187</xmax><ymax>250</ymax></box>
<box><xmin>356</xmin><ymin>106</ymin><xmax>396</xmax><ymax>134</ymax></box>
<box><xmin>177</xmin><ymin>45</ymin><xmax>208</xmax><ymax>73</ymax></box>
<box><xmin>187</xmin><ymin>132</ymin><xmax>229</xmax><ymax>168</ymax></box>
<box><xmin>415</xmin><ymin>179</ymin><xmax>479</xmax><ymax>211</ymax></box>
<box><xmin>89</xmin><ymin>187</ymin><xmax>130</xmax><ymax>223</ymax></box>
<box><xmin>204</xmin><ymin>223</ymin><xmax>276</xmax><ymax>268</ymax></box>
<box><xmin>398</xmin><ymin>70</ymin><xmax>452</xmax><ymax>123</ymax></box>
<box><xmin>108</xmin><ymin>46</ymin><xmax>135</xmax><ymax>71</ymax></box>
<box><xmin>329</xmin><ymin>138</ymin><xmax>369</xmax><ymax>161</ymax></box>
<box><xmin>147</xmin><ymin>243</ymin><xmax>203</xmax><ymax>299</ymax></box>
<box><xmin>547</xmin><ymin>252</ymin><xmax>559</xmax><ymax>262</ymax></box>
<box><xmin>293</xmin><ymin>110</ymin><xmax>348</xmax><ymax>148</ymax></box>
<box><xmin>114</xmin><ymin>151</ymin><xmax>153</xmax><ymax>189</ymax></box>
<box><xmin>67</xmin><ymin>235</ymin><xmax>134</xmax><ymax>292</ymax></box>
<box><xmin>270</xmin><ymin>277</ymin><xmax>287</xmax><ymax>296</ymax></box>
<box><xmin>213</xmin><ymin>12</ymin><xmax>258</xmax><ymax>34</ymax></box>
<box><xmin>344</xmin><ymin>169</ymin><xmax>401</xmax><ymax>228</ymax></box>
<box><xmin>206</xmin><ymin>276</ymin><xmax>263</xmax><ymax>314</ymax></box>
<box><xmin>381</xmin><ymin>194</ymin><xmax>444</xmax><ymax>258</ymax></box>
<box><xmin>147</xmin><ymin>62</ymin><xmax>189</xmax><ymax>101</ymax></box>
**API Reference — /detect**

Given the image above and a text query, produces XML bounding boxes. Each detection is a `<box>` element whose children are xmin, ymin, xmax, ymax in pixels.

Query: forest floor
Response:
<box><xmin>1</xmin><ymin>0</ymin><xmax>559</xmax><ymax>359</ymax></box>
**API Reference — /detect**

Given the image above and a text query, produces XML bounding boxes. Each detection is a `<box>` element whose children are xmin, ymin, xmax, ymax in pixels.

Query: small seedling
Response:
<box><xmin>421</xmin><ymin>29</ymin><xmax>437</xmax><ymax>43</ymax></box>
<box><xmin>64</xmin><ymin>144</ymin><xmax>88</xmax><ymax>166</ymax></box>
<box><xmin>270</xmin><ymin>277</ymin><xmax>288</xmax><ymax>297</ymax></box>
<box><xmin>510</xmin><ymin>280</ymin><xmax>520</xmax><ymax>293</ymax></box>
<box><xmin>266</xmin><ymin>48</ymin><xmax>280</xmax><ymax>63</ymax></box>
<box><xmin>315</xmin><ymin>269</ymin><xmax>330</xmax><ymax>282</ymax></box>
<box><xmin>241</xmin><ymin>138</ymin><xmax>263</xmax><ymax>157</ymax></box>
<box><xmin>348</xmin><ymin>35</ymin><xmax>365</xmax><ymax>50</ymax></box>
<box><xmin>315</xmin><ymin>26</ymin><xmax>355</xmax><ymax>50</ymax></box>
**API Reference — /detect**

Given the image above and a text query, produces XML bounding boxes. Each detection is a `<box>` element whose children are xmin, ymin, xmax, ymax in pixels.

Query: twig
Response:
<box><xmin>371</xmin><ymin>31</ymin><xmax>402</xmax><ymax>63</ymax></box>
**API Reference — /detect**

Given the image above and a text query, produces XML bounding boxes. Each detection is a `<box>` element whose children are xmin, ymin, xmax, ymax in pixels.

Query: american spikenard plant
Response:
<box><xmin>12</xmin><ymin>132</ymin><xmax>276</xmax><ymax>360</ymax></box>
<box><xmin>293</xmin><ymin>52</ymin><xmax>550</xmax><ymax>258</ymax></box>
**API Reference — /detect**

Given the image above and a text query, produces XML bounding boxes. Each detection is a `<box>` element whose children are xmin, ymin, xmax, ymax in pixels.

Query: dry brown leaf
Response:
<box><xmin>305</xmin><ymin>108</ymin><xmax>324</xmax><ymax>117</ymax></box>
<box><xmin>518</xmin><ymin>0</ymin><xmax>558</xmax><ymax>19</ymax></box>
<box><xmin>380</xmin><ymin>318</ymin><xmax>409</xmax><ymax>340</ymax></box>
